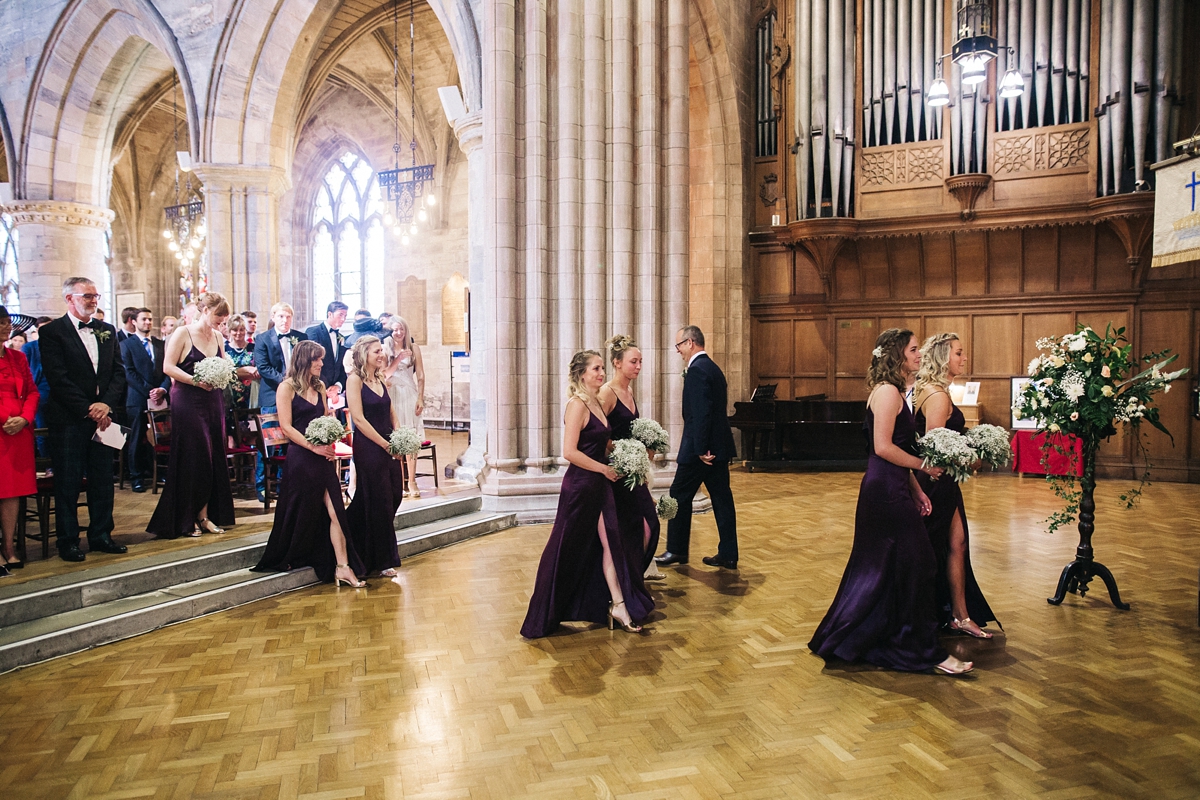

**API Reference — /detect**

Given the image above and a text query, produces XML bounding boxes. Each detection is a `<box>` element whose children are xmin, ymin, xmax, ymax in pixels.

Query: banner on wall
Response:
<box><xmin>1151</xmin><ymin>154</ymin><xmax>1200</xmax><ymax>268</ymax></box>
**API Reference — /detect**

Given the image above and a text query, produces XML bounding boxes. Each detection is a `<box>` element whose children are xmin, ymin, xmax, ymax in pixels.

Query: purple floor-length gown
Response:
<box><xmin>147</xmin><ymin>345</ymin><xmax>235</xmax><ymax>538</ymax></box>
<box><xmin>520</xmin><ymin>410</ymin><xmax>654</xmax><ymax>638</ymax></box>
<box><xmin>808</xmin><ymin>402</ymin><xmax>947</xmax><ymax>672</ymax></box>
<box><xmin>346</xmin><ymin>384</ymin><xmax>404</xmax><ymax>574</ymax></box>
<box><xmin>915</xmin><ymin>397</ymin><xmax>999</xmax><ymax>629</ymax></box>
<box><xmin>607</xmin><ymin>396</ymin><xmax>661</xmax><ymax>571</ymax></box>
<box><xmin>254</xmin><ymin>390</ymin><xmax>364</xmax><ymax>583</ymax></box>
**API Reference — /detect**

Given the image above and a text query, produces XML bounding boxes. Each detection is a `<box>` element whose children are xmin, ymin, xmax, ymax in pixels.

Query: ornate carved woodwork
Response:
<box><xmin>945</xmin><ymin>174</ymin><xmax>993</xmax><ymax>221</ymax></box>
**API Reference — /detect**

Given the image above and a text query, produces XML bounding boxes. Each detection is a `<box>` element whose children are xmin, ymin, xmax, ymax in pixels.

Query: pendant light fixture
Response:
<box><xmin>161</xmin><ymin>73</ymin><xmax>207</xmax><ymax>308</ymax></box>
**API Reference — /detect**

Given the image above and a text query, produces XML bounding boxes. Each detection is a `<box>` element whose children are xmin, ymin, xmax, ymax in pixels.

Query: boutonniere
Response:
<box><xmin>285</xmin><ymin>335</ymin><xmax>299</xmax><ymax>347</ymax></box>
<box><xmin>335</xmin><ymin>332</ymin><xmax>345</xmax><ymax>345</ymax></box>
<box><xmin>95</xmin><ymin>329</ymin><xmax>111</xmax><ymax>343</ymax></box>
<box><xmin>681</xmin><ymin>368</ymin><xmax>688</xmax><ymax>380</ymax></box>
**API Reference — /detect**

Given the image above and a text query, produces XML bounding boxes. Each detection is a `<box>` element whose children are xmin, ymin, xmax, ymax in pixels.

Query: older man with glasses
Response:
<box><xmin>37</xmin><ymin>277</ymin><xmax>129</xmax><ymax>562</ymax></box>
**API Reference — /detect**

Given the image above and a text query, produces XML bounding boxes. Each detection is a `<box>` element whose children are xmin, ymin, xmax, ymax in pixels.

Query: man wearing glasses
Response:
<box><xmin>37</xmin><ymin>277</ymin><xmax>129</xmax><ymax>562</ymax></box>
<box><xmin>656</xmin><ymin>325</ymin><xmax>739</xmax><ymax>571</ymax></box>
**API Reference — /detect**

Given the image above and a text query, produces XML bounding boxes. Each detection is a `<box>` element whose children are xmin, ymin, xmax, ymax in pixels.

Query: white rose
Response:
<box><xmin>1068</xmin><ymin>337</ymin><xmax>1087</xmax><ymax>352</ymax></box>
<box><xmin>1101</xmin><ymin>385</ymin><xmax>1113</xmax><ymax>397</ymax></box>
<box><xmin>1082</xmin><ymin>353</ymin><xmax>1093</xmax><ymax>363</ymax></box>
<box><xmin>1052</xmin><ymin>356</ymin><xmax>1066</xmax><ymax>368</ymax></box>
<box><xmin>1028</xmin><ymin>357</ymin><xmax>1042</xmax><ymax>376</ymax></box>
<box><xmin>1049</xmin><ymin>423</ymin><xmax>1061</xmax><ymax>432</ymax></box>
<box><xmin>1101</xmin><ymin>365</ymin><xmax>1111</xmax><ymax>378</ymax></box>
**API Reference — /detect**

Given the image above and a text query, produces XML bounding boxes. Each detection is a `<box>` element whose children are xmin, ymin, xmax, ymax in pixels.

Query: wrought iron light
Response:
<box><xmin>161</xmin><ymin>73</ymin><xmax>206</xmax><ymax>308</ymax></box>
<box><xmin>952</xmin><ymin>0</ymin><xmax>997</xmax><ymax>67</ymax></box>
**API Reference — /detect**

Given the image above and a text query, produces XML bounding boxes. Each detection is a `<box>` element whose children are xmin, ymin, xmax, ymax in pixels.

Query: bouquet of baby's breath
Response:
<box><xmin>609</xmin><ymin>438</ymin><xmax>652</xmax><ymax>490</ymax></box>
<box><xmin>193</xmin><ymin>356</ymin><xmax>238</xmax><ymax>390</ymax></box>
<box><xmin>965</xmin><ymin>424</ymin><xmax>1012</xmax><ymax>470</ymax></box>
<box><xmin>304</xmin><ymin>415</ymin><xmax>346</xmax><ymax>447</ymax></box>
<box><xmin>916</xmin><ymin>427</ymin><xmax>975</xmax><ymax>483</ymax></box>
<box><xmin>656</xmin><ymin>495</ymin><xmax>678</xmax><ymax>521</ymax></box>
<box><xmin>630</xmin><ymin>418</ymin><xmax>669</xmax><ymax>454</ymax></box>
<box><xmin>388</xmin><ymin>427</ymin><xmax>422</xmax><ymax>456</ymax></box>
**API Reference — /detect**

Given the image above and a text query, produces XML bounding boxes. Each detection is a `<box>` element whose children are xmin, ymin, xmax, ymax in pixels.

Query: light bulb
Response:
<box><xmin>401</xmin><ymin>235</ymin><xmax>410</xmax><ymax>246</ymax></box>
<box><xmin>197</xmin><ymin>224</ymin><xmax>206</xmax><ymax>236</ymax></box>
<box><xmin>409</xmin><ymin>224</ymin><xmax>418</xmax><ymax>235</ymax></box>
<box><xmin>384</xmin><ymin>213</ymin><xmax>395</xmax><ymax>226</ymax></box>
<box><xmin>190</xmin><ymin>237</ymin><xmax>200</xmax><ymax>248</ymax></box>
<box><xmin>162</xmin><ymin>229</ymin><xmax>173</xmax><ymax>239</ymax></box>
<box><xmin>960</xmin><ymin>56</ymin><xmax>988</xmax><ymax>86</ymax></box>
<box><xmin>927</xmin><ymin>78</ymin><xmax>951</xmax><ymax>107</ymax></box>
<box><xmin>425</xmin><ymin>194</ymin><xmax>436</xmax><ymax>207</ymax></box>
<box><xmin>393</xmin><ymin>226</ymin><xmax>403</xmax><ymax>236</ymax></box>
<box><xmin>998</xmin><ymin>68</ymin><xmax>1025</xmax><ymax>99</ymax></box>
<box><xmin>417</xmin><ymin>209</ymin><xmax>428</xmax><ymax>222</ymax></box>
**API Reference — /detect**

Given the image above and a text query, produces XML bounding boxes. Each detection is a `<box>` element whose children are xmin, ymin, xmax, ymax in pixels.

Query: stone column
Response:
<box><xmin>451</xmin><ymin>112</ymin><xmax>489</xmax><ymax>482</ymax></box>
<box><xmin>191</xmin><ymin>164</ymin><xmax>289</xmax><ymax>314</ymax></box>
<box><xmin>5</xmin><ymin>201</ymin><xmax>114</xmax><ymax>315</ymax></box>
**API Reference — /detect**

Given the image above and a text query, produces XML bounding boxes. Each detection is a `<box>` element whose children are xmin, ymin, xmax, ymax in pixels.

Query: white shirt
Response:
<box><xmin>688</xmin><ymin>350</ymin><xmax>706</xmax><ymax>369</ymax></box>
<box><xmin>325</xmin><ymin>322</ymin><xmax>340</xmax><ymax>359</ymax></box>
<box><xmin>277</xmin><ymin>329</ymin><xmax>294</xmax><ymax>367</ymax></box>
<box><xmin>67</xmin><ymin>310</ymin><xmax>100</xmax><ymax>372</ymax></box>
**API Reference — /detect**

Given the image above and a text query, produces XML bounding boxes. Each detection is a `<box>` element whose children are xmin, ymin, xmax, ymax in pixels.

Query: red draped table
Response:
<box><xmin>1010</xmin><ymin>430</ymin><xmax>1084</xmax><ymax>476</ymax></box>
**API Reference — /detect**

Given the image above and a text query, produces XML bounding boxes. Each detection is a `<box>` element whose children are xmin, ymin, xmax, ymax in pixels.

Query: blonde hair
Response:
<box><xmin>286</xmin><ymin>340</ymin><xmax>325</xmax><ymax>395</ymax></box>
<box><xmin>196</xmin><ymin>292</ymin><xmax>230</xmax><ymax>317</ymax></box>
<box><xmin>389</xmin><ymin>315</ymin><xmax>412</xmax><ymax>342</ymax></box>
<box><xmin>914</xmin><ymin>333</ymin><xmax>961</xmax><ymax>394</ymax></box>
<box><xmin>269</xmin><ymin>302</ymin><xmax>294</xmax><ymax>317</ymax></box>
<box><xmin>351</xmin><ymin>335</ymin><xmax>384</xmax><ymax>384</ymax></box>
<box><xmin>567</xmin><ymin>350</ymin><xmax>603</xmax><ymax>403</ymax></box>
<box><xmin>226</xmin><ymin>314</ymin><xmax>246</xmax><ymax>332</ymax></box>
<box><xmin>866</xmin><ymin>328</ymin><xmax>915</xmax><ymax>392</ymax></box>
<box><xmin>605</xmin><ymin>333</ymin><xmax>639</xmax><ymax>366</ymax></box>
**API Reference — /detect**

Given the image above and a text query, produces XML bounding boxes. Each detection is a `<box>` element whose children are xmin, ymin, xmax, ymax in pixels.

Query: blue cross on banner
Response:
<box><xmin>1187</xmin><ymin>170</ymin><xmax>1199</xmax><ymax>212</ymax></box>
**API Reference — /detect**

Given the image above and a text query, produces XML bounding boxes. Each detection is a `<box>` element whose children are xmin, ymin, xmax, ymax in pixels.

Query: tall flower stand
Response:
<box><xmin>1046</xmin><ymin>448</ymin><xmax>1131</xmax><ymax>610</ymax></box>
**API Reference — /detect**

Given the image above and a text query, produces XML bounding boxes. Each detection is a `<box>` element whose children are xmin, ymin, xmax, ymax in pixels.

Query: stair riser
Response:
<box><xmin>395</xmin><ymin>496</ymin><xmax>482</xmax><ymax>529</ymax></box>
<box><xmin>397</xmin><ymin>516</ymin><xmax>515</xmax><ymax>559</ymax></box>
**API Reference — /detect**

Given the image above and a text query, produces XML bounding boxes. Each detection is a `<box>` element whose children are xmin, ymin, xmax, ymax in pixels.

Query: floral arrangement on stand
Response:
<box><xmin>1012</xmin><ymin>324</ymin><xmax>1187</xmax><ymax>608</ymax></box>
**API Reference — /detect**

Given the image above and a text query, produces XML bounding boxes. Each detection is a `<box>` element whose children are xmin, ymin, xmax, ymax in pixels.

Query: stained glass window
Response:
<box><xmin>0</xmin><ymin>213</ymin><xmax>18</xmax><ymax>313</ymax></box>
<box><xmin>311</xmin><ymin>151</ymin><xmax>384</xmax><ymax>318</ymax></box>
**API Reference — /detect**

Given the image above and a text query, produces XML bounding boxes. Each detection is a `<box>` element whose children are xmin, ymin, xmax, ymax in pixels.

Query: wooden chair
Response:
<box><xmin>16</xmin><ymin>429</ymin><xmax>55</xmax><ymax>561</ymax></box>
<box><xmin>253</xmin><ymin>412</ymin><xmax>289</xmax><ymax>512</ymax></box>
<box><xmin>334</xmin><ymin>417</ymin><xmax>354</xmax><ymax>504</ymax></box>
<box><xmin>401</xmin><ymin>440</ymin><xmax>439</xmax><ymax>491</ymax></box>
<box><xmin>147</xmin><ymin>409</ymin><xmax>172</xmax><ymax>493</ymax></box>
<box><xmin>225</xmin><ymin>407</ymin><xmax>260</xmax><ymax>495</ymax></box>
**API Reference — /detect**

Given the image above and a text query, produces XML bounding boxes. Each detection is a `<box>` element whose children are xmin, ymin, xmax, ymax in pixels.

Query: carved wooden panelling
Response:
<box><xmin>441</xmin><ymin>272</ymin><xmax>469</xmax><ymax>346</ymax></box>
<box><xmin>992</xmin><ymin>123</ymin><xmax>1090</xmax><ymax>176</ymax></box>
<box><xmin>860</xmin><ymin>144</ymin><xmax>943</xmax><ymax>188</ymax></box>
<box><xmin>398</xmin><ymin>276</ymin><xmax>428</xmax><ymax>345</ymax></box>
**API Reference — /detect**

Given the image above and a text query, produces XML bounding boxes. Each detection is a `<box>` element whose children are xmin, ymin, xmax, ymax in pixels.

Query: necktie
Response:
<box><xmin>143</xmin><ymin>337</ymin><xmax>154</xmax><ymax>360</ymax></box>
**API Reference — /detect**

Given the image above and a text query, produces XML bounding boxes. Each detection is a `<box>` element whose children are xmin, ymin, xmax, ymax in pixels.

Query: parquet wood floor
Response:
<box><xmin>2</xmin><ymin>471</ymin><xmax>1199</xmax><ymax>799</ymax></box>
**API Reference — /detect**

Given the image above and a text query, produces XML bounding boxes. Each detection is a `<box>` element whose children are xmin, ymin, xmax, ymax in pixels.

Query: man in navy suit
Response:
<box><xmin>120</xmin><ymin>308</ymin><xmax>170</xmax><ymax>492</ymax></box>
<box><xmin>305</xmin><ymin>301</ymin><xmax>349</xmax><ymax>392</ymax></box>
<box><xmin>117</xmin><ymin>306</ymin><xmax>138</xmax><ymax>343</ymax></box>
<box><xmin>38</xmin><ymin>277</ymin><xmax>129</xmax><ymax>561</ymax></box>
<box><xmin>656</xmin><ymin>325</ymin><xmax>739</xmax><ymax>570</ymax></box>
<box><xmin>253</xmin><ymin>302</ymin><xmax>307</xmax><ymax>499</ymax></box>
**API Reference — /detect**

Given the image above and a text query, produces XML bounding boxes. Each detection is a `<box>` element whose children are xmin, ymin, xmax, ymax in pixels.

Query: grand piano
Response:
<box><xmin>729</xmin><ymin>388</ymin><xmax>868</xmax><ymax>471</ymax></box>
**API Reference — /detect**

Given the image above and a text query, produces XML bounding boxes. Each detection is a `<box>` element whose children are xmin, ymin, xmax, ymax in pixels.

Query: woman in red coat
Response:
<box><xmin>0</xmin><ymin>306</ymin><xmax>39</xmax><ymax>574</ymax></box>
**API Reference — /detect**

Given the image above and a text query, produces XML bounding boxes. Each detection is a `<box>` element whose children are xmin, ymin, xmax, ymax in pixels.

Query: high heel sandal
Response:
<box><xmin>380</xmin><ymin>568</ymin><xmax>398</xmax><ymax>577</ymax></box>
<box><xmin>334</xmin><ymin>564</ymin><xmax>366</xmax><ymax>588</ymax></box>
<box><xmin>607</xmin><ymin>600</ymin><xmax>642</xmax><ymax>633</ymax></box>
<box><xmin>196</xmin><ymin>517</ymin><xmax>224</xmax><ymax>534</ymax></box>
<box><xmin>949</xmin><ymin>617</ymin><xmax>993</xmax><ymax>639</ymax></box>
<box><xmin>934</xmin><ymin>657</ymin><xmax>974</xmax><ymax>675</ymax></box>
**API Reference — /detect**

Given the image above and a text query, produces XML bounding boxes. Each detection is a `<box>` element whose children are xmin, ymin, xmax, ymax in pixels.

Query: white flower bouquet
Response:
<box><xmin>193</xmin><ymin>356</ymin><xmax>238</xmax><ymax>390</ymax></box>
<box><xmin>388</xmin><ymin>426</ymin><xmax>422</xmax><ymax>456</ymax></box>
<box><xmin>656</xmin><ymin>495</ymin><xmax>678</xmax><ymax>521</ymax></box>
<box><xmin>965</xmin><ymin>424</ymin><xmax>1011</xmax><ymax>470</ymax></box>
<box><xmin>630</xmin><ymin>418</ymin><xmax>669</xmax><ymax>454</ymax></box>
<box><xmin>609</xmin><ymin>438</ymin><xmax>652</xmax><ymax>490</ymax></box>
<box><xmin>304</xmin><ymin>415</ymin><xmax>347</xmax><ymax>447</ymax></box>
<box><xmin>915</xmin><ymin>427</ymin><xmax>975</xmax><ymax>483</ymax></box>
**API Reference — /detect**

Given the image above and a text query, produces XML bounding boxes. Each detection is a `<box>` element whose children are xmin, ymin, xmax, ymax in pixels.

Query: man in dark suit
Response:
<box><xmin>304</xmin><ymin>301</ymin><xmax>349</xmax><ymax>391</ymax></box>
<box><xmin>253</xmin><ymin>302</ymin><xmax>307</xmax><ymax>499</ymax></box>
<box><xmin>117</xmin><ymin>306</ymin><xmax>138</xmax><ymax>343</ymax></box>
<box><xmin>656</xmin><ymin>325</ymin><xmax>739</xmax><ymax>570</ymax></box>
<box><xmin>120</xmin><ymin>308</ymin><xmax>169</xmax><ymax>492</ymax></box>
<box><xmin>38</xmin><ymin>277</ymin><xmax>129</xmax><ymax>561</ymax></box>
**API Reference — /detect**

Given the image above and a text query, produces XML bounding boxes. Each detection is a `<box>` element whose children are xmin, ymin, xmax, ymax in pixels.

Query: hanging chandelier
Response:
<box><xmin>161</xmin><ymin>73</ymin><xmax>207</xmax><ymax>308</ymax></box>
<box><xmin>378</xmin><ymin>0</ymin><xmax>435</xmax><ymax>247</ymax></box>
<box><xmin>927</xmin><ymin>0</ymin><xmax>1022</xmax><ymax>107</ymax></box>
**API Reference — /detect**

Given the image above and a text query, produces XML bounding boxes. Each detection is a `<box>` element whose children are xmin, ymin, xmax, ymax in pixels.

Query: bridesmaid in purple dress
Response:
<box><xmin>147</xmin><ymin>292</ymin><xmax>235</xmax><ymax>539</ymax></box>
<box><xmin>254</xmin><ymin>341</ymin><xmax>365</xmax><ymax>586</ymax></box>
<box><xmin>808</xmin><ymin>329</ymin><xmax>974</xmax><ymax>675</ymax></box>
<box><xmin>345</xmin><ymin>336</ymin><xmax>404</xmax><ymax>577</ymax></box>
<box><xmin>521</xmin><ymin>350</ymin><xmax>654</xmax><ymax>637</ymax></box>
<box><xmin>598</xmin><ymin>334</ymin><xmax>661</xmax><ymax>578</ymax></box>
<box><xmin>913</xmin><ymin>333</ymin><xmax>998</xmax><ymax>638</ymax></box>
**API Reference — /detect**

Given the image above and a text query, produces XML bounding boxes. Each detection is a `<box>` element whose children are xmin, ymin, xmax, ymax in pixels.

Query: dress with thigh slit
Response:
<box><xmin>607</xmin><ymin>396</ymin><xmax>661</xmax><ymax>572</ymax></box>
<box><xmin>346</xmin><ymin>383</ymin><xmax>404</xmax><ymax>574</ymax></box>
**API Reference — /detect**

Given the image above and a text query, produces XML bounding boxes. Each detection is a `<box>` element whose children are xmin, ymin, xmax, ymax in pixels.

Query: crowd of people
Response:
<box><xmin>0</xmin><ymin>276</ymin><xmax>428</xmax><ymax>578</ymax></box>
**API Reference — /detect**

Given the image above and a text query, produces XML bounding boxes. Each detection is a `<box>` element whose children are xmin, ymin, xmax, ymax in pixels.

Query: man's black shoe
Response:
<box><xmin>59</xmin><ymin>545</ymin><xmax>86</xmax><ymax>562</ymax></box>
<box><xmin>89</xmin><ymin>538</ymin><xmax>128</xmax><ymax>555</ymax></box>
<box><xmin>702</xmin><ymin>555</ymin><xmax>738</xmax><ymax>570</ymax></box>
<box><xmin>131</xmin><ymin>483</ymin><xmax>147</xmax><ymax>493</ymax></box>
<box><xmin>654</xmin><ymin>551</ymin><xmax>688</xmax><ymax>566</ymax></box>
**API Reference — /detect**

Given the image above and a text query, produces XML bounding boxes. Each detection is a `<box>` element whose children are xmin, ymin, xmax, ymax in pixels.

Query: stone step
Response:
<box><xmin>395</xmin><ymin>494</ymin><xmax>482</xmax><ymax>529</ymax></box>
<box><xmin>396</xmin><ymin>511</ymin><xmax>517</xmax><ymax>559</ymax></box>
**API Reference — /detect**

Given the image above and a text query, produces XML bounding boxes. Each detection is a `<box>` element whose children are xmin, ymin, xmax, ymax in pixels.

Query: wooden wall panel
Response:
<box><xmin>1095</xmin><ymin>225</ymin><xmax>1132</xmax><ymax>291</ymax></box>
<box><xmin>793</xmin><ymin>319</ymin><xmax>829</xmax><ymax>374</ymax></box>
<box><xmin>925</xmin><ymin>316</ymin><xmax>970</xmax><ymax>346</ymax></box>
<box><xmin>1022</xmin><ymin>227</ymin><xmax>1058</xmax><ymax>294</ymax></box>
<box><xmin>1059</xmin><ymin>225</ymin><xmax>1095</xmax><ymax>292</ymax></box>
<box><xmin>836</xmin><ymin>377</ymin><xmax>869</xmax><ymax>400</ymax></box>
<box><xmin>891</xmin><ymin>237</ymin><xmax>922</xmax><ymax>298</ymax></box>
<box><xmin>858</xmin><ymin>239</ymin><xmax>891</xmax><ymax>299</ymax></box>
<box><xmin>1137</xmin><ymin>309</ymin><xmax>1193</xmax><ymax>472</ymax></box>
<box><xmin>793</xmin><ymin>378</ymin><xmax>828</xmax><ymax>399</ymax></box>
<box><xmin>753</xmin><ymin>319</ymin><xmax>793</xmax><ymax>377</ymax></box>
<box><xmin>975</xmin><ymin>378</ymin><xmax>1013</xmax><ymax>427</ymax></box>
<box><xmin>1075</xmin><ymin>310</ymin><xmax>1129</xmax><ymax>339</ymax></box>
<box><xmin>922</xmin><ymin>233</ymin><xmax>954</xmax><ymax>297</ymax></box>
<box><xmin>1022</xmin><ymin>312</ymin><xmax>1075</xmax><ymax>364</ymax></box>
<box><xmin>833</xmin><ymin>243</ymin><xmax>862</xmax><ymax>300</ymax></box>
<box><xmin>954</xmin><ymin>231</ymin><xmax>987</xmax><ymax>295</ymax></box>
<box><xmin>987</xmin><ymin>229</ymin><xmax>1022</xmax><ymax>294</ymax></box>
<box><xmin>973</xmin><ymin>315</ymin><xmax>1021</xmax><ymax>376</ymax></box>
<box><xmin>880</xmin><ymin>317</ymin><xmax>923</xmax><ymax>340</ymax></box>
<box><xmin>794</xmin><ymin>249</ymin><xmax>825</xmax><ymax>295</ymax></box>
<box><xmin>835</xmin><ymin>318</ymin><xmax>876</xmax><ymax>376</ymax></box>
<box><xmin>756</xmin><ymin>249</ymin><xmax>791</xmax><ymax>298</ymax></box>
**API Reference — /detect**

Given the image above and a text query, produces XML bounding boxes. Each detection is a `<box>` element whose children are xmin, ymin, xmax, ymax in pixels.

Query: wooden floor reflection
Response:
<box><xmin>2</xmin><ymin>470</ymin><xmax>1199</xmax><ymax>798</ymax></box>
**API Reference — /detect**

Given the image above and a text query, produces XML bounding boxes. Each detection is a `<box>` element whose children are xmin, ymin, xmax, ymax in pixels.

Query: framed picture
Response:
<box><xmin>115</xmin><ymin>292</ymin><xmax>145</xmax><ymax>312</ymax></box>
<box><xmin>1011</xmin><ymin>377</ymin><xmax>1038</xmax><ymax>429</ymax></box>
<box><xmin>961</xmin><ymin>381</ymin><xmax>981</xmax><ymax>406</ymax></box>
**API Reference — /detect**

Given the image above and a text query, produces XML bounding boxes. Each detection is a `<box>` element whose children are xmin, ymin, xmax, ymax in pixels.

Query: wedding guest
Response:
<box><xmin>5</xmin><ymin>332</ymin><xmax>26</xmax><ymax>350</ymax></box>
<box><xmin>21</xmin><ymin>318</ymin><xmax>52</xmax><ymax>455</ymax></box>
<box><xmin>38</xmin><ymin>277</ymin><xmax>128</xmax><ymax>562</ymax></box>
<box><xmin>240</xmin><ymin>311</ymin><xmax>258</xmax><ymax>346</ymax></box>
<box><xmin>598</xmin><ymin>334</ymin><xmax>663</xmax><ymax>582</ymax></box>
<box><xmin>656</xmin><ymin>325</ymin><xmax>739</xmax><ymax>570</ymax></box>
<box><xmin>160</xmin><ymin>316</ymin><xmax>178</xmax><ymax>339</ymax></box>
<box><xmin>119</xmin><ymin>308</ymin><xmax>169</xmax><ymax>493</ymax></box>
<box><xmin>180</xmin><ymin>302</ymin><xmax>198</xmax><ymax>325</ymax></box>
<box><xmin>223</xmin><ymin>315</ymin><xmax>258</xmax><ymax>411</ymax></box>
<box><xmin>253</xmin><ymin>302</ymin><xmax>307</xmax><ymax>500</ymax></box>
<box><xmin>808</xmin><ymin>328</ymin><xmax>973</xmax><ymax>675</ymax></box>
<box><xmin>0</xmin><ymin>307</ymin><xmax>38</xmax><ymax>574</ymax></box>
<box><xmin>93</xmin><ymin>309</ymin><xmax>106</xmax><ymax>324</ymax></box>
<box><xmin>383</xmin><ymin>316</ymin><xmax>425</xmax><ymax>498</ymax></box>
<box><xmin>521</xmin><ymin>350</ymin><xmax>653</xmax><ymax>637</ymax></box>
<box><xmin>118</xmin><ymin>307</ymin><xmax>138</xmax><ymax>342</ymax></box>
<box><xmin>342</xmin><ymin>308</ymin><xmax>376</xmax><ymax>348</ymax></box>
<box><xmin>913</xmin><ymin>333</ymin><xmax>999</xmax><ymax>638</ymax></box>
<box><xmin>27</xmin><ymin>317</ymin><xmax>52</xmax><ymax>343</ymax></box>
<box><xmin>305</xmin><ymin>300</ymin><xmax>349</xmax><ymax>393</ymax></box>
<box><xmin>147</xmin><ymin>292</ymin><xmax>235</xmax><ymax>538</ymax></box>
<box><xmin>345</xmin><ymin>336</ymin><xmax>404</xmax><ymax>577</ymax></box>
<box><xmin>254</xmin><ymin>340</ymin><xmax>365</xmax><ymax>586</ymax></box>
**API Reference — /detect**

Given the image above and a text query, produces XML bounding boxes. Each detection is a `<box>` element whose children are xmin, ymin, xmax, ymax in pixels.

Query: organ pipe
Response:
<box><xmin>1035</xmin><ymin>0</ymin><xmax>1050</xmax><ymax>127</ymax></box>
<box><xmin>897</xmin><ymin>0</ymin><xmax>910</xmax><ymax>144</ymax></box>
<box><xmin>922</xmin><ymin>0</ymin><xmax>935</xmax><ymax>139</ymax></box>
<box><xmin>829</xmin><ymin>0</ymin><xmax>844</xmax><ymax>213</ymax></box>
<box><xmin>842</xmin><ymin>0</ymin><xmax>855</xmax><ymax>215</ymax></box>
<box><xmin>795</xmin><ymin>0</ymin><xmax>811</xmax><ymax>218</ymax></box>
<box><xmin>1051</xmin><ymin>0</ymin><xmax>1066</xmax><ymax>125</ymax></box>
<box><xmin>863</xmin><ymin>0</ymin><xmax>873</xmax><ymax>146</ymax></box>
<box><xmin>1078</xmin><ymin>0</ymin><xmax>1089</xmax><ymax>123</ymax></box>
<box><xmin>883</xmin><ymin>0</ymin><xmax>896</xmax><ymax>145</ymax></box>
<box><xmin>1019</xmin><ymin>0</ymin><xmax>1035</xmax><ymax>127</ymax></box>
<box><xmin>811</xmin><ymin>0</ymin><xmax>827</xmax><ymax>214</ymax></box>
<box><xmin>873</xmin><ymin>0</ymin><xmax>884</xmax><ymax>145</ymax></box>
<box><xmin>1110</xmin><ymin>0</ymin><xmax>1130</xmax><ymax>193</ymax></box>
<box><xmin>1130</xmin><ymin>0</ymin><xmax>1151</xmax><ymax>186</ymax></box>
<box><xmin>1098</xmin><ymin>0</ymin><xmax>1113</xmax><ymax>195</ymax></box>
<box><xmin>1152</xmin><ymin>0</ymin><xmax>1172</xmax><ymax>163</ymax></box>
<box><xmin>909</xmin><ymin>0</ymin><xmax>922</xmax><ymax>142</ymax></box>
<box><xmin>1066</xmin><ymin>0</ymin><xmax>1080</xmax><ymax>122</ymax></box>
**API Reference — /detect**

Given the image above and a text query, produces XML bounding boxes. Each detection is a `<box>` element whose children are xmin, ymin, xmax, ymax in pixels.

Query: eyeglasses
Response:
<box><xmin>674</xmin><ymin>338</ymin><xmax>692</xmax><ymax>352</ymax></box>
<box><xmin>71</xmin><ymin>293</ymin><xmax>101</xmax><ymax>301</ymax></box>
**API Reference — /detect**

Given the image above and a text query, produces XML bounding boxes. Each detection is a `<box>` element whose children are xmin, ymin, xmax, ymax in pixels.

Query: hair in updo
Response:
<box><xmin>351</xmin><ymin>335</ymin><xmax>384</xmax><ymax>384</ymax></box>
<box><xmin>914</xmin><ymin>332</ymin><xmax>961</xmax><ymax>394</ymax></box>
<box><xmin>605</xmin><ymin>333</ymin><xmax>639</xmax><ymax>366</ymax></box>
<box><xmin>567</xmin><ymin>349</ymin><xmax>603</xmax><ymax>403</ymax></box>
<box><xmin>866</xmin><ymin>328</ymin><xmax>915</xmax><ymax>392</ymax></box>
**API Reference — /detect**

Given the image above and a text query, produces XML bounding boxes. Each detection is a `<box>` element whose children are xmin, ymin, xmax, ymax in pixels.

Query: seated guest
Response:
<box><xmin>160</xmin><ymin>315</ymin><xmax>178</xmax><ymax>339</ymax></box>
<box><xmin>93</xmin><ymin>309</ymin><xmax>106</xmax><ymax>324</ymax></box>
<box><xmin>240</xmin><ymin>311</ymin><xmax>258</xmax><ymax>347</ymax></box>
<box><xmin>342</xmin><ymin>309</ymin><xmax>374</xmax><ymax>348</ymax></box>
<box><xmin>119</xmin><ymin>308</ymin><xmax>169</xmax><ymax>493</ymax></box>
<box><xmin>6</xmin><ymin>332</ymin><xmax>26</xmax><ymax>350</ymax></box>
<box><xmin>180</xmin><ymin>302</ymin><xmax>198</xmax><ymax>325</ymax></box>
<box><xmin>253</xmin><ymin>302</ymin><xmax>307</xmax><ymax>500</ymax></box>
<box><xmin>0</xmin><ymin>307</ymin><xmax>38</xmax><ymax>574</ymax></box>
<box><xmin>305</xmin><ymin>301</ymin><xmax>349</xmax><ymax>394</ymax></box>
<box><xmin>224</xmin><ymin>314</ymin><xmax>259</xmax><ymax>410</ymax></box>
<box><xmin>39</xmin><ymin>277</ymin><xmax>128</xmax><ymax>562</ymax></box>
<box><xmin>118</xmin><ymin>307</ymin><xmax>138</xmax><ymax>342</ymax></box>
<box><xmin>25</xmin><ymin>316</ymin><xmax>52</xmax><ymax>344</ymax></box>
<box><xmin>21</xmin><ymin>318</ymin><xmax>53</xmax><ymax>456</ymax></box>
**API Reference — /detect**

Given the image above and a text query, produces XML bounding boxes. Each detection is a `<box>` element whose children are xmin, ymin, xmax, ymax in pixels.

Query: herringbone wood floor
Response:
<box><xmin>2</xmin><ymin>471</ymin><xmax>1199</xmax><ymax>798</ymax></box>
